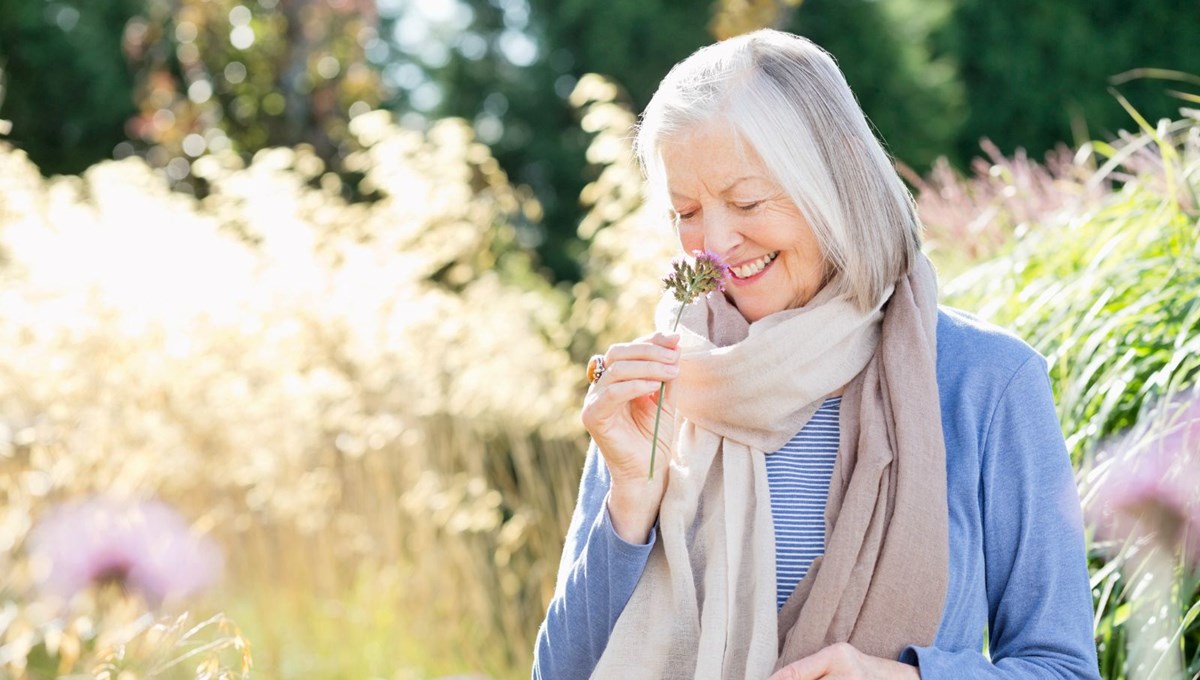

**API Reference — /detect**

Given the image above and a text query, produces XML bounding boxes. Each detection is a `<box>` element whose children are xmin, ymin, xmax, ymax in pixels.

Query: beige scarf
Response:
<box><xmin>590</xmin><ymin>256</ymin><xmax>948</xmax><ymax>679</ymax></box>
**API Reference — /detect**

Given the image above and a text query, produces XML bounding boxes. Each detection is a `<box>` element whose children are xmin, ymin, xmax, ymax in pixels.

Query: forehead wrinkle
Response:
<box><xmin>669</xmin><ymin>175</ymin><xmax>771</xmax><ymax>201</ymax></box>
<box><xmin>662</xmin><ymin>122</ymin><xmax>773</xmax><ymax>201</ymax></box>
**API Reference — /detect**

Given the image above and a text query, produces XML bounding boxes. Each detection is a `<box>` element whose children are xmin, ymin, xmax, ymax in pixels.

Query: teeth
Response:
<box><xmin>732</xmin><ymin>252</ymin><xmax>778</xmax><ymax>279</ymax></box>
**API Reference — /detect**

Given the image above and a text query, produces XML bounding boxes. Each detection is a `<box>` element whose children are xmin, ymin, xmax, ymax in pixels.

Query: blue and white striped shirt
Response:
<box><xmin>765</xmin><ymin>396</ymin><xmax>841</xmax><ymax>610</ymax></box>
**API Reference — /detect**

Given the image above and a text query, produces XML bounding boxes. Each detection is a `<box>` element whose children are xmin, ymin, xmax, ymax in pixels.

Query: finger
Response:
<box><xmin>767</xmin><ymin>651</ymin><xmax>830</xmax><ymax>680</ymax></box>
<box><xmin>585</xmin><ymin>379</ymin><xmax>669</xmax><ymax>421</ymax></box>
<box><xmin>595</xmin><ymin>379</ymin><xmax>670</xmax><ymax>405</ymax></box>
<box><xmin>651</xmin><ymin>331</ymin><xmax>681</xmax><ymax>349</ymax></box>
<box><xmin>599</xmin><ymin>359</ymin><xmax>680</xmax><ymax>385</ymax></box>
<box><xmin>606</xmin><ymin>335</ymin><xmax>681</xmax><ymax>364</ymax></box>
<box><xmin>631</xmin><ymin>330</ymin><xmax>681</xmax><ymax>347</ymax></box>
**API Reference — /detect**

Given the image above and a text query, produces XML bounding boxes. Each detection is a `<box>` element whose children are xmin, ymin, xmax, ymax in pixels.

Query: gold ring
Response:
<box><xmin>587</xmin><ymin>354</ymin><xmax>607</xmax><ymax>384</ymax></box>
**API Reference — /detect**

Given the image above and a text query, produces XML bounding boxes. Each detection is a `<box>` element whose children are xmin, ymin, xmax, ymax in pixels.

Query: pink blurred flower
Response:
<box><xmin>28</xmin><ymin>496</ymin><xmax>223</xmax><ymax>604</ymax></box>
<box><xmin>1086</xmin><ymin>394</ymin><xmax>1200</xmax><ymax>566</ymax></box>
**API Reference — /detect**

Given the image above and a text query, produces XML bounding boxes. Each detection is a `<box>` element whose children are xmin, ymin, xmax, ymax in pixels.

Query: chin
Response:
<box><xmin>734</xmin><ymin>304</ymin><xmax>770</xmax><ymax>324</ymax></box>
<box><xmin>728</xmin><ymin>292</ymin><xmax>786</xmax><ymax>324</ymax></box>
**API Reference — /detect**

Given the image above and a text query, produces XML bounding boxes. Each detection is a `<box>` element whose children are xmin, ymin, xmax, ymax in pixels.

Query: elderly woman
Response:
<box><xmin>532</xmin><ymin>30</ymin><xmax>1099</xmax><ymax>680</ymax></box>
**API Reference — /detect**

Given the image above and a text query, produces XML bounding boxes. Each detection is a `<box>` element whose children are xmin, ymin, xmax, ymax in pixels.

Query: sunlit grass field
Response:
<box><xmin>1</xmin><ymin>79</ymin><xmax>1198</xmax><ymax>678</ymax></box>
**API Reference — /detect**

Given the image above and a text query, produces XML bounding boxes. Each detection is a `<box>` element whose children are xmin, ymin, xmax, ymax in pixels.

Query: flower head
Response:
<box><xmin>28</xmin><ymin>496</ymin><xmax>223</xmax><ymax>605</ymax></box>
<box><xmin>663</xmin><ymin>249</ymin><xmax>731</xmax><ymax>304</ymax></box>
<box><xmin>1086</xmin><ymin>394</ymin><xmax>1200</xmax><ymax>566</ymax></box>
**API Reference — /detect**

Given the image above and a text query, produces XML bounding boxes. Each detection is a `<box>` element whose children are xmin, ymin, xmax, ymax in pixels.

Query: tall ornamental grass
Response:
<box><xmin>943</xmin><ymin>113</ymin><xmax>1200</xmax><ymax>454</ymax></box>
<box><xmin>0</xmin><ymin>111</ymin><xmax>594</xmax><ymax>678</ymax></box>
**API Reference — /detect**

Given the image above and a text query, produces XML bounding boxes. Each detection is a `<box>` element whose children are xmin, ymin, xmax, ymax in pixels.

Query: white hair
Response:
<box><xmin>634</xmin><ymin>29</ymin><xmax>922</xmax><ymax>311</ymax></box>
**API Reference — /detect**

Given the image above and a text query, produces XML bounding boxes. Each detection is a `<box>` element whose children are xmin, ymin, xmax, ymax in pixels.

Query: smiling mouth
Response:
<box><xmin>731</xmin><ymin>252</ymin><xmax>779</xmax><ymax>279</ymax></box>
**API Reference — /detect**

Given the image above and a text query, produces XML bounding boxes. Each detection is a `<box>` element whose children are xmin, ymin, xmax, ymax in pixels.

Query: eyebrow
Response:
<box><xmin>668</xmin><ymin>175</ymin><xmax>767</xmax><ymax>200</ymax></box>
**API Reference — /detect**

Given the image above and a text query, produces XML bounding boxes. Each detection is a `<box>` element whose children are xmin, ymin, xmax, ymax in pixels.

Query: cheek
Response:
<box><xmin>676</xmin><ymin>223</ymin><xmax>703</xmax><ymax>252</ymax></box>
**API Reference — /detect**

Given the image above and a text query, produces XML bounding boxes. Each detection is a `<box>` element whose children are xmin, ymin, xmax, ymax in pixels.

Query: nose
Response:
<box><xmin>691</xmin><ymin>209</ymin><xmax>743</xmax><ymax>259</ymax></box>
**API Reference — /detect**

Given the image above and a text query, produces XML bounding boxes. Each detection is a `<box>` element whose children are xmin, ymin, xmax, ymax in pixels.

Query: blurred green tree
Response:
<box><xmin>0</xmin><ymin>0</ymin><xmax>141</xmax><ymax>175</ymax></box>
<box><xmin>5</xmin><ymin>0</ymin><xmax>1200</xmax><ymax>283</ymax></box>
<box><xmin>123</xmin><ymin>0</ymin><xmax>382</xmax><ymax>193</ymax></box>
<box><xmin>0</xmin><ymin>0</ymin><xmax>383</xmax><ymax>191</ymax></box>
<box><xmin>937</xmin><ymin>0</ymin><xmax>1200</xmax><ymax>163</ymax></box>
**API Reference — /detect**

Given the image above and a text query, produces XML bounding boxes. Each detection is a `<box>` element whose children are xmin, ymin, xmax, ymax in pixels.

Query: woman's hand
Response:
<box><xmin>767</xmin><ymin>643</ymin><xmax>920</xmax><ymax>680</ymax></box>
<box><xmin>580</xmin><ymin>332</ymin><xmax>681</xmax><ymax>543</ymax></box>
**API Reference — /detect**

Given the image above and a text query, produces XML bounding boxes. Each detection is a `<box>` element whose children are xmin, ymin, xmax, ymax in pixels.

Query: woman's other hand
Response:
<box><xmin>581</xmin><ymin>331</ymin><xmax>681</xmax><ymax>544</ymax></box>
<box><xmin>767</xmin><ymin>643</ymin><xmax>920</xmax><ymax>680</ymax></box>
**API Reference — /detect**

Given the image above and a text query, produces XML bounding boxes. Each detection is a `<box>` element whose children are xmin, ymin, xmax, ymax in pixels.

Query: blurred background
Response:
<box><xmin>0</xmin><ymin>0</ymin><xmax>1198</xmax><ymax>678</ymax></box>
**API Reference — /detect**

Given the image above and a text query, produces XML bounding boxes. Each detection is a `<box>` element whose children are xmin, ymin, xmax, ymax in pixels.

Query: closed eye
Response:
<box><xmin>674</xmin><ymin>210</ymin><xmax>698</xmax><ymax>222</ymax></box>
<box><xmin>735</xmin><ymin>201</ymin><xmax>762</xmax><ymax>212</ymax></box>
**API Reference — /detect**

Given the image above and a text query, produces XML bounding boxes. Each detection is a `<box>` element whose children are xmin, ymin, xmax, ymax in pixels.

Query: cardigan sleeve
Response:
<box><xmin>901</xmin><ymin>355</ymin><xmax>1101</xmax><ymax>679</ymax></box>
<box><xmin>531</xmin><ymin>441</ymin><xmax>657</xmax><ymax>680</ymax></box>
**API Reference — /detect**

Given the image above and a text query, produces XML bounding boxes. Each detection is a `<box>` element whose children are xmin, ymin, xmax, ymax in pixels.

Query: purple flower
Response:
<box><xmin>27</xmin><ymin>496</ymin><xmax>223</xmax><ymax>604</ymax></box>
<box><xmin>1086</xmin><ymin>395</ymin><xmax>1200</xmax><ymax>566</ymax></box>
<box><xmin>662</xmin><ymin>250</ymin><xmax>731</xmax><ymax>303</ymax></box>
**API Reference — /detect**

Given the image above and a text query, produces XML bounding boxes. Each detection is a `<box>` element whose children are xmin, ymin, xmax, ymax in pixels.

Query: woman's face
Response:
<box><xmin>661</xmin><ymin>121</ymin><xmax>826</xmax><ymax>323</ymax></box>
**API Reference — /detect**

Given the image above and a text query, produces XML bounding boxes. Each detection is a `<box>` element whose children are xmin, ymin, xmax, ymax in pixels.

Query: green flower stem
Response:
<box><xmin>648</xmin><ymin>289</ymin><xmax>689</xmax><ymax>481</ymax></box>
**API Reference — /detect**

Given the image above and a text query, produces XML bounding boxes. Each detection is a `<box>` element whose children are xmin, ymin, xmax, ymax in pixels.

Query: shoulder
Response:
<box><xmin>936</xmin><ymin>307</ymin><xmax>1042</xmax><ymax>372</ymax></box>
<box><xmin>934</xmin><ymin>307</ymin><xmax>1054</xmax><ymax>439</ymax></box>
<box><xmin>935</xmin><ymin>306</ymin><xmax>1047</xmax><ymax>393</ymax></box>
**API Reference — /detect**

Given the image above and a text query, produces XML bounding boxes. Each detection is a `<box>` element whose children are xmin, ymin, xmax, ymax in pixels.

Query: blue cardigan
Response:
<box><xmin>532</xmin><ymin>308</ymin><xmax>1101</xmax><ymax>679</ymax></box>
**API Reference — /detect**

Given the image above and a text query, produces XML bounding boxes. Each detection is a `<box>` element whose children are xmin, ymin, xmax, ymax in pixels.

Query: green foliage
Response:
<box><xmin>0</xmin><ymin>0</ymin><xmax>381</xmax><ymax>190</ymax></box>
<box><xmin>937</xmin><ymin>0</ymin><xmax>1200</xmax><ymax>166</ymax></box>
<box><xmin>7</xmin><ymin>0</ymin><xmax>1200</xmax><ymax>285</ymax></box>
<box><xmin>121</xmin><ymin>0</ymin><xmax>381</xmax><ymax>193</ymax></box>
<box><xmin>0</xmin><ymin>0</ymin><xmax>141</xmax><ymax>174</ymax></box>
<box><xmin>942</xmin><ymin>114</ymin><xmax>1200</xmax><ymax>460</ymax></box>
